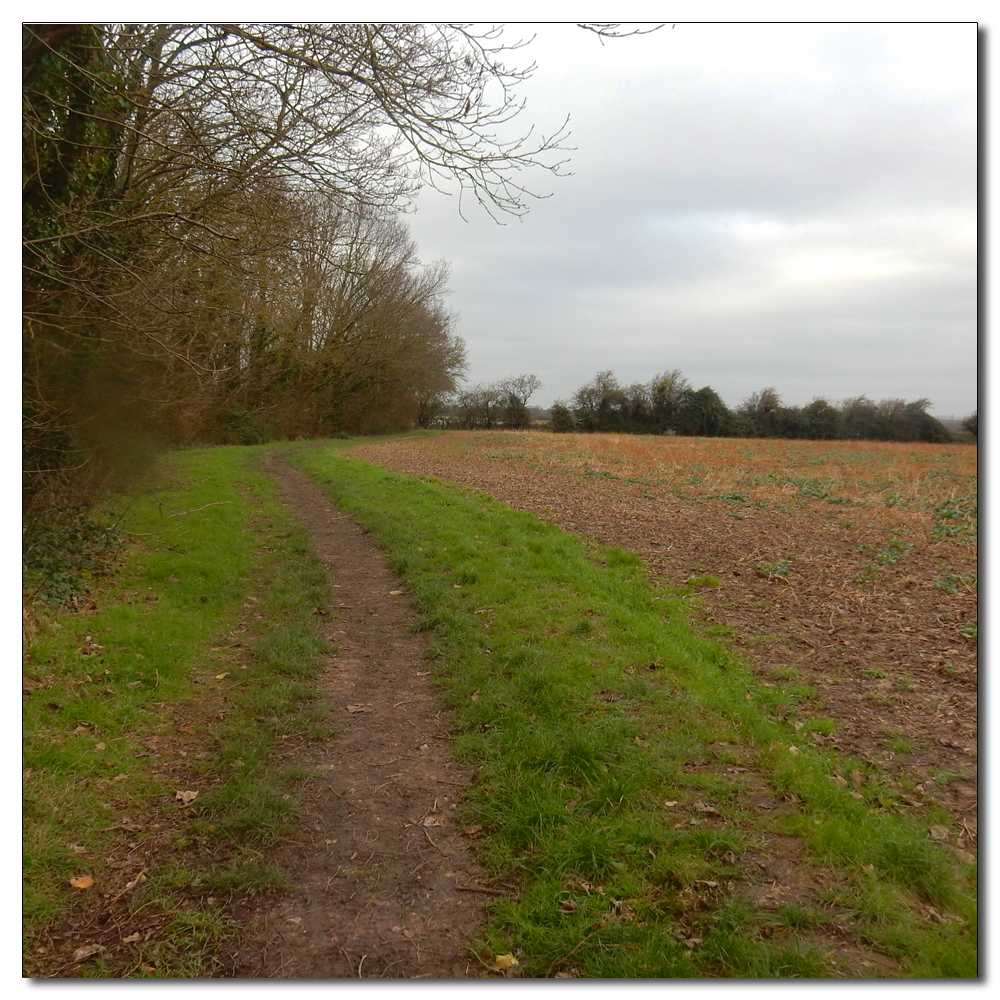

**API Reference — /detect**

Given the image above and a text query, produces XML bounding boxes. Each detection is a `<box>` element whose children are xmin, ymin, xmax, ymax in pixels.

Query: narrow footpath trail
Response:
<box><xmin>231</xmin><ymin>458</ymin><xmax>488</xmax><ymax>978</ymax></box>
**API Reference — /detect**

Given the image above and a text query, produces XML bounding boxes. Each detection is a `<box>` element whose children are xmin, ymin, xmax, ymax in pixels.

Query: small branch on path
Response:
<box><xmin>422</xmin><ymin>828</ymin><xmax>450</xmax><ymax>855</ymax></box>
<box><xmin>455</xmin><ymin>884</ymin><xmax>508</xmax><ymax>896</ymax></box>
<box><xmin>167</xmin><ymin>501</ymin><xmax>234</xmax><ymax>518</ymax></box>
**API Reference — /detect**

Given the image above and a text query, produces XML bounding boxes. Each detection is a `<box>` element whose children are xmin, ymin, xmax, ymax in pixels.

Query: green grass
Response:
<box><xmin>287</xmin><ymin>441</ymin><xmax>976</xmax><ymax>979</ymax></box>
<box><xmin>23</xmin><ymin>446</ymin><xmax>331</xmax><ymax>976</ymax></box>
<box><xmin>24</xmin><ymin>438</ymin><xmax>977</xmax><ymax>978</ymax></box>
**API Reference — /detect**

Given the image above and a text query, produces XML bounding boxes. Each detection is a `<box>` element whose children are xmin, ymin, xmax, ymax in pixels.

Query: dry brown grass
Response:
<box><xmin>371</xmin><ymin>431</ymin><xmax>976</xmax><ymax>525</ymax></box>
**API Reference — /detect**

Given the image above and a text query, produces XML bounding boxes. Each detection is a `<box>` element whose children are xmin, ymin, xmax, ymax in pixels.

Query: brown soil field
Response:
<box><xmin>348</xmin><ymin>431</ymin><xmax>978</xmax><ymax>847</ymax></box>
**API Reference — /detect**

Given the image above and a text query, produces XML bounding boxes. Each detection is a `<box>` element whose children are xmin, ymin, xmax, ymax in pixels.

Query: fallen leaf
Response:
<box><xmin>554</xmin><ymin>971</ymin><xmax>577</xmax><ymax>978</ymax></box>
<box><xmin>346</xmin><ymin>704</ymin><xmax>373</xmax><ymax>714</ymax></box>
<box><xmin>94</xmin><ymin>742</ymin><xmax>106</xmax><ymax>752</ymax></box>
<box><xmin>490</xmin><ymin>953</ymin><xmax>518</xmax><ymax>971</ymax></box>
<box><xmin>694</xmin><ymin>880</ymin><xmax>719</xmax><ymax>889</ymax></box>
<box><xmin>954</xmin><ymin>849</ymin><xmax>976</xmax><ymax>864</ymax></box>
<box><xmin>463</xmin><ymin>825</ymin><xmax>483</xmax><ymax>837</ymax></box>
<box><xmin>788</xmin><ymin>745</ymin><xmax>800</xmax><ymax>754</ymax></box>
<box><xmin>174</xmin><ymin>790</ymin><xmax>199</xmax><ymax>805</ymax></box>
<box><xmin>663</xmin><ymin>800</ymin><xmax>678</xmax><ymax>808</ymax></box>
<box><xmin>611</xmin><ymin>899</ymin><xmax>637</xmax><ymax>921</ymax></box>
<box><xmin>70</xmin><ymin>875</ymin><xmax>94</xmax><ymax>889</ymax></box>
<box><xmin>929</xmin><ymin>825</ymin><xmax>951</xmax><ymax>843</ymax></box>
<box><xmin>634</xmin><ymin>736</ymin><xmax>650</xmax><ymax>747</ymax></box>
<box><xmin>693</xmin><ymin>801</ymin><xmax>720</xmax><ymax>815</ymax></box>
<box><xmin>422</xmin><ymin>813</ymin><xmax>446</xmax><ymax>827</ymax></box>
<box><xmin>72</xmin><ymin>944</ymin><xmax>105</xmax><ymax>963</ymax></box>
<box><xmin>416</xmin><ymin>671</ymin><xmax>431</xmax><ymax>677</ymax></box>
<box><xmin>559</xmin><ymin>899</ymin><xmax>577</xmax><ymax>913</ymax></box>
<box><xmin>215</xmin><ymin>673</ymin><xmax>229</xmax><ymax>681</ymax></box>
<box><xmin>166</xmin><ymin>576</ymin><xmax>180</xmax><ymax>583</ymax></box>
<box><xmin>122</xmin><ymin>933</ymin><xmax>141</xmax><ymax>945</ymax></box>
<box><xmin>389</xmin><ymin>590</ymin><xmax>403</xmax><ymax>596</ymax></box>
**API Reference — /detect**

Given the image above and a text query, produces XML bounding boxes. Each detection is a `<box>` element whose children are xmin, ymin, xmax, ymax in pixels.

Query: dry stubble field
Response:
<box><xmin>350</xmin><ymin>431</ymin><xmax>978</xmax><ymax>852</ymax></box>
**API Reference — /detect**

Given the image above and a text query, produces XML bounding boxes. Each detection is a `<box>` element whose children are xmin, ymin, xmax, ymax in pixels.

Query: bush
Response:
<box><xmin>23</xmin><ymin>506</ymin><xmax>124</xmax><ymax>607</ymax></box>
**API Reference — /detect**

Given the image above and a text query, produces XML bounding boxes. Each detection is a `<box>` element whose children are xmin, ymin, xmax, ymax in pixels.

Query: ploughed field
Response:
<box><xmin>349</xmin><ymin>432</ymin><xmax>978</xmax><ymax>836</ymax></box>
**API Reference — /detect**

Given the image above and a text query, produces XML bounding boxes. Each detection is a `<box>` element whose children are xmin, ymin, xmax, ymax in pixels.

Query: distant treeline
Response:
<box><xmin>418</xmin><ymin>375</ymin><xmax>544</xmax><ymax>430</ymax></box>
<box><xmin>544</xmin><ymin>371</ymin><xmax>973</xmax><ymax>443</ymax></box>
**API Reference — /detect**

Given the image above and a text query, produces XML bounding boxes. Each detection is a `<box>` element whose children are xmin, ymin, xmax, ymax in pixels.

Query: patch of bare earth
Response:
<box><xmin>227</xmin><ymin>459</ymin><xmax>490</xmax><ymax>978</ymax></box>
<box><xmin>349</xmin><ymin>436</ymin><xmax>978</xmax><ymax>853</ymax></box>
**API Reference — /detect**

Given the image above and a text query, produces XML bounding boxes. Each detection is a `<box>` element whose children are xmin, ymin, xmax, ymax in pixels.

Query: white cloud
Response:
<box><xmin>408</xmin><ymin>21</ymin><xmax>977</xmax><ymax>416</ymax></box>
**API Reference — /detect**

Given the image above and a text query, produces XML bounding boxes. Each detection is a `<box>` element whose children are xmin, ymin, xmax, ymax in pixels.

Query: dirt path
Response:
<box><xmin>348</xmin><ymin>438</ymin><xmax>977</xmax><ymax>841</ymax></box>
<box><xmin>230</xmin><ymin>459</ymin><xmax>487</xmax><ymax>978</ymax></box>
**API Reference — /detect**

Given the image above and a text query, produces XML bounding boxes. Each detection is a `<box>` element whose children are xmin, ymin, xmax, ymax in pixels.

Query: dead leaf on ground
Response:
<box><xmin>559</xmin><ymin>899</ymin><xmax>577</xmax><ymax>913</ymax></box>
<box><xmin>490</xmin><ymin>953</ymin><xmax>518</xmax><ymax>971</ymax></box>
<box><xmin>611</xmin><ymin>899</ymin><xmax>637</xmax><ymax>921</ymax></box>
<box><xmin>422</xmin><ymin>813</ymin><xmax>446</xmax><ymax>827</ymax></box>
<box><xmin>215</xmin><ymin>673</ymin><xmax>229</xmax><ymax>680</ymax></box>
<box><xmin>346</xmin><ymin>703</ymin><xmax>373</xmax><ymax>714</ymax></box>
<box><xmin>174</xmin><ymin>790</ymin><xmax>199</xmax><ymax>805</ymax></box>
<box><xmin>122</xmin><ymin>933</ymin><xmax>141</xmax><ymax>945</ymax></box>
<box><xmin>463</xmin><ymin>824</ymin><xmax>483</xmax><ymax>837</ymax></box>
<box><xmin>72</xmin><ymin>944</ymin><xmax>105</xmax><ymax>963</ymax></box>
<box><xmin>928</xmin><ymin>825</ymin><xmax>951</xmax><ymax>842</ymax></box>
<box><xmin>69</xmin><ymin>875</ymin><xmax>94</xmax><ymax>890</ymax></box>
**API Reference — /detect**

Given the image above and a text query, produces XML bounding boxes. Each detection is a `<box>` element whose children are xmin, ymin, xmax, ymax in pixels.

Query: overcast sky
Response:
<box><xmin>406</xmin><ymin>22</ymin><xmax>978</xmax><ymax>417</ymax></box>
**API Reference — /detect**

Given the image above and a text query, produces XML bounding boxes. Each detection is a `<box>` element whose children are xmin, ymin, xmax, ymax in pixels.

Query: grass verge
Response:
<box><xmin>290</xmin><ymin>442</ymin><xmax>976</xmax><ymax>979</ymax></box>
<box><xmin>23</xmin><ymin>446</ymin><xmax>331</xmax><ymax>977</ymax></box>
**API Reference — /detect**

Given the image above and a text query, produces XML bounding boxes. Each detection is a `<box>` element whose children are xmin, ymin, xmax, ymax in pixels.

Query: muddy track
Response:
<box><xmin>229</xmin><ymin>458</ymin><xmax>487</xmax><ymax>978</ymax></box>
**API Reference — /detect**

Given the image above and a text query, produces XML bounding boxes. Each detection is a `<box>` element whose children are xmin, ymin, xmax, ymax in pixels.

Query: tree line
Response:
<box><xmin>548</xmin><ymin>370</ymin><xmax>967</xmax><ymax>443</ymax></box>
<box><xmin>416</xmin><ymin>374</ymin><xmax>545</xmax><ymax>430</ymax></box>
<box><xmin>23</xmin><ymin>22</ymin><xmax>587</xmax><ymax>521</ymax></box>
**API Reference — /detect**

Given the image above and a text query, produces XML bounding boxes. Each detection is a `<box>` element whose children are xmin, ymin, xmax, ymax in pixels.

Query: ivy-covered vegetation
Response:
<box><xmin>23</xmin><ymin>23</ymin><xmax>574</xmax><ymax>538</ymax></box>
